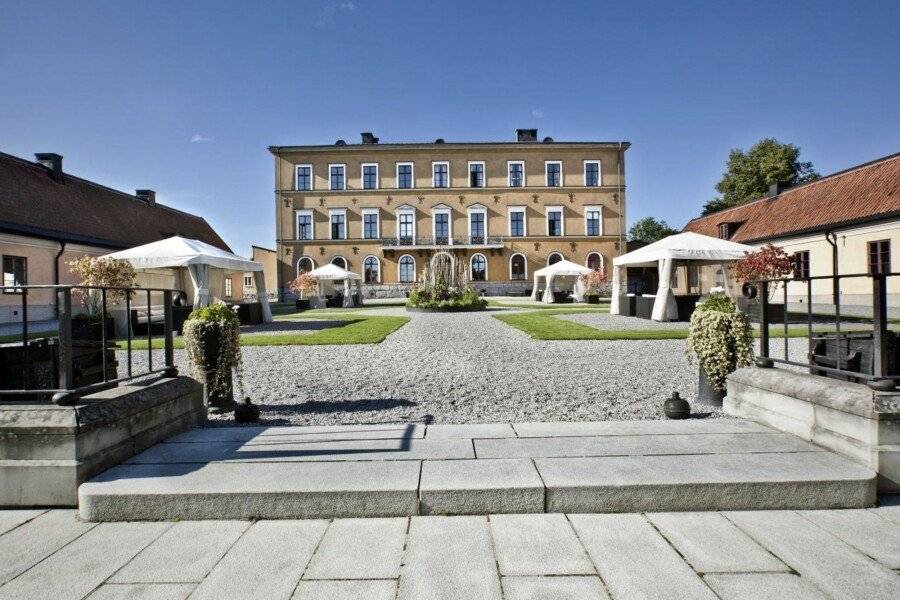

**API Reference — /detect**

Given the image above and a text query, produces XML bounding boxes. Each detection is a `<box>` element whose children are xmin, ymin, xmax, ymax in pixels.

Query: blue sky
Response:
<box><xmin>2</xmin><ymin>1</ymin><xmax>898</xmax><ymax>254</ymax></box>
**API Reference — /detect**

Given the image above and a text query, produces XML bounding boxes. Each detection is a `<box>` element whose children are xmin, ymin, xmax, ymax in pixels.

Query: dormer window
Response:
<box><xmin>718</xmin><ymin>222</ymin><xmax>742</xmax><ymax>239</ymax></box>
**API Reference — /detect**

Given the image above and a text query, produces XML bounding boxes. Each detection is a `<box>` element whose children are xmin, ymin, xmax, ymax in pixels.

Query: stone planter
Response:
<box><xmin>72</xmin><ymin>316</ymin><xmax>116</xmax><ymax>341</ymax></box>
<box><xmin>584</xmin><ymin>295</ymin><xmax>600</xmax><ymax>305</ymax></box>
<box><xmin>295</xmin><ymin>299</ymin><xmax>311</xmax><ymax>311</ymax></box>
<box><xmin>698</xmin><ymin>366</ymin><xmax>726</xmax><ymax>406</ymax></box>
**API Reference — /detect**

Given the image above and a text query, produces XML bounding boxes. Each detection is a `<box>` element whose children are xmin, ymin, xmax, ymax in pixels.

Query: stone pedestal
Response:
<box><xmin>0</xmin><ymin>376</ymin><xmax>205</xmax><ymax>507</ymax></box>
<box><xmin>726</xmin><ymin>367</ymin><xmax>900</xmax><ymax>492</ymax></box>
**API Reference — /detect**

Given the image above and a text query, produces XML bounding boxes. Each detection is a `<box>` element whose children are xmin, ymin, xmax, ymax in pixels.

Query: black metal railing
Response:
<box><xmin>0</xmin><ymin>284</ymin><xmax>178</xmax><ymax>404</ymax></box>
<box><xmin>380</xmin><ymin>236</ymin><xmax>504</xmax><ymax>247</ymax></box>
<box><xmin>752</xmin><ymin>271</ymin><xmax>898</xmax><ymax>388</ymax></box>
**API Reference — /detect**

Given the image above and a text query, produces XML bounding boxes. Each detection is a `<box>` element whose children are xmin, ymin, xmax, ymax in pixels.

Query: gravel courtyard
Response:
<box><xmin>127</xmin><ymin>308</ymin><xmax>808</xmax><ymax>426</ymax></box>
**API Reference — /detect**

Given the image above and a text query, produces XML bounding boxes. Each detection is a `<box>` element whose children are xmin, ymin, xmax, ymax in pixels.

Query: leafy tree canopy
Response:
<box><xmin>628</xmin><ymin>216</ymin><xmax>678</xmax><ymax>243</ymax></box>
<box><xmin>702</xmin><ymin>138</ymin><xmax>819</xmax><ymax>215</ymax></box>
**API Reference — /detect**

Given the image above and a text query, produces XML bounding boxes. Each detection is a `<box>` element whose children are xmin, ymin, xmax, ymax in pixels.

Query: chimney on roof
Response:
<box><xmin>136</xmin><ymin>189</ymin><xmax>156</xmax><ymax>206</ymax></box>
<box><xmin>360</xmin><ymin>132</ymin><xmax>379</xmax><ymax>144</ymax></box>
<box><xmin>35</xmin><ymin>153</ymin><xmax>64</xmax><ymax>182</ymax></box>
<box><xmin>516</xmin><ymin>129</ymin><xmax>538</xmax><ymax>142</ymax></box>
<box><xmin>768</xmin><ymin>181</ymin><xmax>789</xmax><ymax>197</ymax></box>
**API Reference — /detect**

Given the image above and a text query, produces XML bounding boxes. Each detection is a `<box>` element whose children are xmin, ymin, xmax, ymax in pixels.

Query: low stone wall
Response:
<box><xmin>0</xmin><ymin>376</ymin><xmax>204</xmax><ymax>507</ymax></box>
<box><xmin>726</xmin><ymin>367</ymin><xmax>900</xmax><ymax>492</ymax></box>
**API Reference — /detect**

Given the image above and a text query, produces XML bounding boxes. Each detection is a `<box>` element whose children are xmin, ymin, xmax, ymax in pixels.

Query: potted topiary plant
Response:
<box><xmin>289</xmin><ymin>272</ymin><xmax>318</xmax><ymax>311</ymax></box>
<box><xmin>68</xmin><ymin>256</ymin><xmax>137</xmax><ymax>340</ymax></box>
<box><xmin>183</xmin><ymin>303</ymin><xmax>243</xmax><ymax>412</ymax></box>
<box><xmin>685</xmin><ymin>295</ymin><xmax>753</xmax><ymax>406</ymax></box>
<box><xmin>730</xmin><ymin>243</ymin><xmax>794</xmax><ymax>323</ymax></box>
<box><xmin>579</xmin><ymin>268</ymin><xmax>608</xmax><ymax>304</ymax></box>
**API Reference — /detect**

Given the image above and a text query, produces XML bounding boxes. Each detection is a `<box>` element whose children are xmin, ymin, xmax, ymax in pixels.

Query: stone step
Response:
<box><xmin>77</xmin><ymin>421</ymin><xmax>878</xmax><ymax>521</ymax></box>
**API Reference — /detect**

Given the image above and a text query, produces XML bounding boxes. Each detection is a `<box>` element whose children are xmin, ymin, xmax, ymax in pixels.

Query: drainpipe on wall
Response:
<box><xmin>617</xmin><ymin>141</ymin><xmax>625</xmax><ymax>259</ymax></box>
<box><xmin>54</xmin><ymin>241</ymin><xmax>66</xmax><ymax>314</ymax></box>
<box><xmin>276</xmin><ymin>154</ymin><xmax>284</xmax><ymax>302</ymax></box>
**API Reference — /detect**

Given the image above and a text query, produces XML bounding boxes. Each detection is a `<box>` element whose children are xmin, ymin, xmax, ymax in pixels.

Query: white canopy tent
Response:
<box><xmin>611</xmin><ymin>231</ymin><xmax>752</xmax><ymax>321</ymax></box>
<box><xmin>305</xmin><ymin>263</ymin><xmax>364</xmax><ymax>308</ymax></box>
<box><xmin>530</xmin><ymin>259</ymin><xmax>593</xmax><ymax>304</ymax></box>
<box><xmin>104</xmin><ymin>236</ymin><xmax>273</xmax><ymax>322</ymax></box>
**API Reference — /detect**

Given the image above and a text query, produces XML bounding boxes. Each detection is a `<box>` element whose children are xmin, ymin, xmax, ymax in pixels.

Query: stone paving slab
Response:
<box><xmin>292</xmin><ymin>580</ymin><xmax>397</xmax><ymax>600</ymax></box>
<box><xmin>569</xmin><ymin>513</ymin><xmax>719</xmax><ymax>599</ymax></box>
<box><xmin>109</xmin><ymin>520</ymin><xmax>250</xmax><ymax>583</ymax></box>
<box><xmin>425</xmin><ymin>423</ymin><xmax>517</xmax><ymax>439</ymax></box>
<box><xmin>79</xmin><ymin>461</ymin><xmax>421</xmax><ymax>521</ymax></box>
<box><xmin>800</xmin><ymin>508</ymin><xmax>900</xmax><ymax>568</ymax></box>
<box><xmin>189</xmin><ymin>520</ymin><xmax>328</xmax><ymax>600</ymax></box>
<box><xmin>872</xmin><ymin>504</ymin><xmax>900</xmax><ymax>526</ymax></box>
<box><xmin>126</xmin><ymin>438</ymin><xmax>472</xmax><ymax>464</ymax></box>
<box><xmin>397</xmin><ymin>516</ymin><xmax>503</xmax><ymax>600</ymax></box>
<box><xmin>502</xmin><ymin>575</ymin><xmax>610</xmax><ymax>599</ymax></box>
<box><xmin>420</xmin><ymin>458</ymin><xmax>544</xmax><ymax>515</ymax></box>
<box><xmin>512</xmin><ymin>419</ymin><xmax>772</xmax><ymax>438</ymax></box>
<box><xmin>725</xmin><ymin>510</ymin><xmax>900</xmax><ymax>600</ymax></box>
<box><xmin>86</xmin><ymin>583</ymin><xmax>196</xmax><ymax>600</ymax></box>
<box><xmin>168</xmin><ymin>423</ymin><xmax>425</xmax><ymax>443</ymax></box>
<box><xmin>0</xmin><ymin>510</ymin><xmax>44</xmax><ymax>536</ymax></box>
<box><xmin>702</xmin><ymin>573</ymin><xmax>830</xmax><ymax>600</ymax></box>
<box><xmin>477</xmin><ymin>432</ymin><xmax>820</xmax><ymax>459</ymax></box>
<box><xmin>537</xmin><ymin>451</ymin><xmax>877</xmax><ymax>513</ymax></box>
<box><xmin>0</xmin><ymin>509</ymin><xmax>96</xmax><ymax>586</ymax></box>
<box><xmin>489</xmin><ymin>513</ymin><xmax>595</xmax><ymax>576</ymax></box>
<box><xmin>302</xmin><ymin>517</ymin><xmax>407</xmax><ymax>580</ymax></box>
<box><xmin>646</xmin><ymin>512</ymin><xmax>789</xmax><ymax>573</ymax></box>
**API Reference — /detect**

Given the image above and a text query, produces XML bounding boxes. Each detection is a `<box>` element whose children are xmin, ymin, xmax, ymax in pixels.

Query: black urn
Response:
<box><xmin>234</xmin><ymin>397</ymin><xmax>260</xmax><ymax>423</ymax></box>
<box><xmin>664</xmin><ymin>391</ymin><xmax>691</xmax><ymax>419</ymax></box>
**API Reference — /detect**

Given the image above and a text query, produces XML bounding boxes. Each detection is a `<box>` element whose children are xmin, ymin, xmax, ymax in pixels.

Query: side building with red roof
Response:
<box><xmin>0</xmin><ymin>151</ymin><xmax>230</xmax><ymax>324</ymax></box>
<box><xmin>683</xmin><ymin>152</ymin><xmax>900</xmax><ymax>312</ymax></box>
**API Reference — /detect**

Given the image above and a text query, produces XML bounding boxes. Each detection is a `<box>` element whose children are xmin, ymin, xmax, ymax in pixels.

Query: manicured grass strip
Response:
<box><xmin>0</xmin><ymin>330</ymin><xmax>57</xmax><ymax>344</ymax></box>
<box><xmin>116</xmin><ymin>316</ymin><xmax>409</xmax><ymax>349</ymax></box>
<box><xmin>488</xmin><ymin>300</ymin><xmax>610</xmax><ymax>310</ymax></box>
<box><xmin>495</xmin><ymin>312</ymin><xmax>825</xmax><ymax>341</ymax></box>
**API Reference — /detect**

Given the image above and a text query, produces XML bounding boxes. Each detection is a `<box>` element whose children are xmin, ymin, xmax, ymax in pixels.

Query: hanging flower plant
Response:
<box><xmin>183</xmin><ymin>303</ymin><xmax>243</xmax><ymax>410</ymax></box>
<box><xmin>685</xmin><ymin>295</ymin><xmax>753</xmax><ymax>391</ymax></box>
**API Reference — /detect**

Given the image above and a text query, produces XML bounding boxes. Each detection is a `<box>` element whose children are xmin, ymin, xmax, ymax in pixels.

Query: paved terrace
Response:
<box><xmin>1</xmin><ymin>506</ymin><xmax>898</xmax><ymax>599</ymax></box>
<box><xmin>79</xmin><ymin>419</ymin><xmax>876</xmax><ymax>521</ymax></box>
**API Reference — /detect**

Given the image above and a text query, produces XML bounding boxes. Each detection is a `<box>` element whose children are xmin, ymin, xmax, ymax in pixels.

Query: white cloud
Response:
<box><xmin>190</xmin><ymin>134</ymin><xmax>212</xmax><ymax>143</ymax></box>
<box><xmin>531</xmin><ymin>109</ymin><xmax>544</xmax><ymax>118</ymax></box>
<box><xmin>340</xmin><ymin>1</ymin><xmax>356</xmax><ymax>9</ymax></box>
<box><xmin>316</xmin><ymin>1</ymin><xmax>357</xmax><ymax>27</ymax></box>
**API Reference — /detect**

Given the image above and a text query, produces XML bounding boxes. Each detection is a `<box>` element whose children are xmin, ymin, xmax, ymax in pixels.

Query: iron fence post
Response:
<box><xmin>163</xmin><ymin>290</ymin><xmax>177</xmax><ymax>377</ymax></box>
<box><xmin>872</xmin><ymin>273</ymin><xmax>888</xmax><ymax>379</ymax></box>
<box><xmin>52</xmin><ymin>288</ymin><xmax>75</xmax><ymax>405</ymax></box>
<box><xmin>21</xmin><ymin>288</ymin><xmax>30</xmax><ymax>389</ymax></box>
<box><xmin>759</xmin><ymin>281</ymin><xmax>770</xmax><ymax>359</ymax></box>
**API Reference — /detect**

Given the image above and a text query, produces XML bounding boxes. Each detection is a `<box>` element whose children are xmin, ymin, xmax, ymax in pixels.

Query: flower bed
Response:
<box><xmin>405</xmin><ymin>280</ymin><xmax>487</xmax><ymax>312</ymax></box>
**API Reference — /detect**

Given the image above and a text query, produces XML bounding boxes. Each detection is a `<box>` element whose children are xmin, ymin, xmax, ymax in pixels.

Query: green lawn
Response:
<box><xmin>488</xmin><ymin>299</ymin><xmax>610</xmax><ymax>311</ymax></box>
<box><xmin>0</xmin><ymin>330</ymin><xmax>57</xmax><ymax>344</ymax></box>
<box><xmin>495</xmin><ymin>311</ymin><xmax>819</xmax><ymax>341</ymax></box>
<box><xmin>116</xmin><ymin>315</ymin><xmax>409</xmax><ymax>349</ymax></box>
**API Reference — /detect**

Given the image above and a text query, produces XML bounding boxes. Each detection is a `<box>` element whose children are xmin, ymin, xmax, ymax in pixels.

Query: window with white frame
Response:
<box><xmin>584</xmin><ymin>160</ymin><xmax>601</xmax><ymax>186</ymax></box>
<box><xmin>467</xmin><ymin>205</ymin><xmax>487</xmax><ymax>244</ymax></box>
<box><xmin>362</xmin><ymin>208</ymin><xmax>380</xmax><ymax>239</ymax></box>
<box><xmin>470</xmin><ymin>254</ymin><xmax>487</xmax><ymax>281</ymax></box>
<box><xmin>329</xmin><ymin>208</ymin><xmax>346</xmax><ymax>240</ymax></box>
<box><xmin>432</xmin><ymin>161</ymin><xmax>449</xmax><ymax>188</ymax></box>
<box><xmin>296</xmin><ymin>209</ymin><xmax>314</xmax><ymax>240</ymax></box>
<box><xmin>510</xmin><ymin>253</ymin><xmax>527</xmax><ymax>280</ymax></box>
<box><xmin>468</xmin><ymin>161</ymin><xmax>485</xmax><ymax>188</ymax></box>
<box><xmin>331</xmin><ymin>256</ymin><xmax>347</xmax><ymax>269</ymax></box>
<box><xmin>243</xmin><ymin>275</ymin><xmax>253</xmax><ymax>287</ymax></box>
<box><xmin>508</xmin><ymin>161</ymin><xmax>524</xmax><ymax>187</ymax></box>
<box><xmin>363</xmin><ymin>256</ymin><xmax>380</xmax><ymax>283</ymax></box>
<box><xmin>546</xmin><ymin>206</ymin><xmax>564</xmax><ymax>236</ymax></box>
<box><xmin>297</xmin><ymin>256</ymin><xmax>315</xmax><ymax>275</ymax></box>
<box><xmin>399</xmin><ymin>255</ymin><xmax>416</xmax><ymax>282</ymax></box>
<box><xmin>329</xmin><ymin>164</ymin><xmax>346</xmax><ymax>190</ymax></box>
<box><xmin>545</xmin><ymin>161</ymin><xmax>562</xmax><ymax>187</ymax></box>
<box><xmin>396</xmin><ymin>206</ymin><xmax>416</xmax><ymax>244</ymax></box>
<box><xmin>362</xmin><ymin>163</ymin><xmax>379</xmax><ymax>190</ymax></box>
<box><xmin>585</xmin><ymin>205</ymin><xmax>602</xmax><ymax>236</ymax></box>
<box><xmin>396</xmin><ymin>162</ymin><xmax>414</xmax><ymax>189</ymax></box>
<box><xmin>547</xmin><ymin>252</ymin><xmax>563</xmax><ymax>265</ymax></box>
<box><xmin>432</xmin><ymin>205</ymin><xmax>452</xmax><ymax>245</ymax></box>
<box><xmin>224</xmin><ymin>277</ymin><xmax>232</xmax><ymax>297</ymax></box>
<box><xmin>295</xmin><ymin>165</ymin><xmax>313</xmax><ymax>191</ymax></box>
<box><xmin>508</xmin><ymin>206</ymin><xmax>526</xmax><ymax>237</ymax></box>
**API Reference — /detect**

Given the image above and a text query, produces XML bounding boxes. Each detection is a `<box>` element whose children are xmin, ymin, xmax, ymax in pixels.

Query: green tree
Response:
<box><xmin>702</xmin><ymin>138</ymin><xmax>819</xmax><ymax>215</ymax></box>
<box><xmin>628</xmin><ymin>217</ymin><xmax>678</xmax><ymax>243</ymax></box>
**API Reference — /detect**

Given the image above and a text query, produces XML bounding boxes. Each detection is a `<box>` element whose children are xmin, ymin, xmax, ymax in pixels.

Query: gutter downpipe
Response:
<box><xmin>276</xmin><ymin>154</ymin><xmax>284</xmax><ymax>303</ymax></box>
<box><xmin>825</xmin><ymin>230</ymin><xmax>840</xmax><ymax>335</ymax></box>
<box><xmin>54</xmin><ymin>241</ymin><xmax>66</xmax><ymax>314</ymax></box>
<box><xmin>617</xmin><ymin>142</ymin><xmax>625</xmax><ymax>286</ymax></box>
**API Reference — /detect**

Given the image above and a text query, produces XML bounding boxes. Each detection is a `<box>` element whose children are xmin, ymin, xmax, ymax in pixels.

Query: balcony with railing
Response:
<box><xmin>380</xmin><ymin>235</ymin><xmax>505</xmax><ymax>249</ymax></box>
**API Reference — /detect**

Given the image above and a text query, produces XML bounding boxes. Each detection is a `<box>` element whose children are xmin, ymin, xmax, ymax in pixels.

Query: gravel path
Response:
<box><xmin>121</xmin><ymin>310</ymin><xmax>811</xmax><ymax>426</ymax></box>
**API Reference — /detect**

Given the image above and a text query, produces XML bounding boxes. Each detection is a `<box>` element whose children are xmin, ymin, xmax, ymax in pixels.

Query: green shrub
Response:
<box><xmin>685</xmin><ymin>295</ymin><xmax>753</xmax><ymax>391</ymax></box>
<box><xmin>406</xmin><ymin>281</ymin><xmax>486</xmax><ymax>311</ymax></box>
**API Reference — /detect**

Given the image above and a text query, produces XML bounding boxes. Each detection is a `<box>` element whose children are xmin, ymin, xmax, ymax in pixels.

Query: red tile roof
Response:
<box><xmin>0</xmin><ymin>151</ymin><xmax>230</xmax><ymax>251</ymax></box>
<box><xmin>683</xmin><ymin>152</ymin><xmax>900</xmax><ymax>243</ymax></box>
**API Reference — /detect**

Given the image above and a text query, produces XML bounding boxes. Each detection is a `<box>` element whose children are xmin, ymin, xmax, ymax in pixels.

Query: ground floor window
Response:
<box><xmin>2</xmin><ymin>255</ymin><xmax>26</xmax><ymax>292</ymax></box>
<box><xmin>471</xmin><ymin>253</ymin><xmax>487</xmax><ymax>281</ymax></box>
<box><xmin>793</xmin><ymin>251</ymin><xmax>810</xmax><ymax>279</ymax></box>
<box><xmin>586</xmin><ymin>252</ymin><xmax>602</xmax><ymax>271</ymax></box>
<box><xmin>364</xmin><ymin>256</ymin><xmax>380</xmax><ymax>283</ymax></box>
<box><xmin>332</xmin><ymin>256</ymin><xmax>347</xmax><ymax>270</ymax></box>
<box><xmin>243</xmin><ymin>275</ymin><xmax>253</xmax><ymax>287</ymax></box>
<box><xmin>510</xmin><ymin>253</ymin><xmax>526</xmax><ymax>280</ymax></box>
<box><xmin>868</xmin><ymin>240</ymin><xmax>890</xmax><ymax>275</ymax></box>
<box><xmin>548</xmin><ymin>252</ymin><xmax>563</xmax><ymax>266</ymax></box>
<box><xmin>399</xmin><ymin>255</ymin><xmax>416</xmax><ymax>282</ymax></box>
<box><xmin>224</xmin><ymin>278</ymin><xmax>232</xmax><ymax>297</ymax></box>
<box><xmin>297</xmin><ymin>256</ymin><xmax>314</xmax><ymax>275</ymax></box>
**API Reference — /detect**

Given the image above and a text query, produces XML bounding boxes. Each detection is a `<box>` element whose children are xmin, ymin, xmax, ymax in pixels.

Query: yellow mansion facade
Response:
<box><xmin>270</xmin><ymin>130</ymin><xmax>629</xmax><ymax>298</ymax></box>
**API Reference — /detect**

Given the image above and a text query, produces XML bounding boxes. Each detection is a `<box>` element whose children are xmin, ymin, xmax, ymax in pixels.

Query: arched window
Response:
<box><xmin>509</xmin><ymin>253</ymin><xmax>527</xmax><ymax>280</ymax></box>
<box><xmin>548</xmin><ymin>252</ymin><xmax>564</xmax><ymax>265</ymax></box>
<box><xmin>470</xmin><ymin>254</ymin><xmax>487</xmax><ymax>281</ymax></box>
<box><xmin>363</xmin><ymin>256</ymin><xmax>380</xmax><ymax>284</ymax></box>
<box><xmin>399</xmin><ymin>255</ymin><xmax>416</xmax><ymax>283</ymax></box>
<box><xmin>297</xmin><ymin>256</ymin><xmax>315</xmax><ymax>275</ymax></box>
<box><xmin>331</xmin><ymin>256</ymin><xmax>347</xmax><ymax>270</ymax></box>
<box><xmin>586</xmin><ymin>252</ymin><xmax>603</xmax><ymax>271</ymax></box>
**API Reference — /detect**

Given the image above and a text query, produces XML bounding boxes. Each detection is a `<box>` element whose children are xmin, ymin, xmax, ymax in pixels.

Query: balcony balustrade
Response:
<box><xmin>380</xmin><ymin>235</ymin><xmax>504</xmax><ymax>249</ymax></box>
